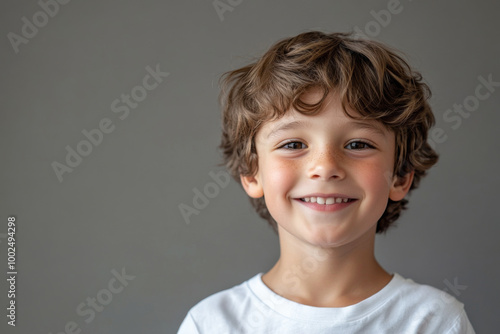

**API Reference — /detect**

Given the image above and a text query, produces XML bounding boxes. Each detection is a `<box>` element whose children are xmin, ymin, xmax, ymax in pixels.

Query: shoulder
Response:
<box><xmin>392</xmin><ymin>274</ymin><xmax>463</xmax><ymax>311</ymax></box>
<box><xmin>191</xmin><ymin>276</ymin><xmax>254</xmax><ymax>313</ymax></box>
<box><xmin>178</xmin><ymin>274</ymin><xmax>263</xmax><ymax>333</ymax></box>
<box><xmin>388</xmin><ymin>273</ymin><xmax>475</xmax><ymax>333</ymax></box>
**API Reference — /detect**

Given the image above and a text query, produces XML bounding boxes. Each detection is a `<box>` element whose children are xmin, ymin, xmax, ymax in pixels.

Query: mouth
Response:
<box><xmin>294</xmin><ymin>194</ymin><xmax>358</xmax><ymax>212</ymax></box>
<box><xmin>299</xmin><ymin>196</ymin><xmax>355</xmax><ymax>205</ymax></box>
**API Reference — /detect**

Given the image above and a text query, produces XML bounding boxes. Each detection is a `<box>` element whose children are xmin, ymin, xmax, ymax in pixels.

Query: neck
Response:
<box><xmin>262</xmin><ymin>225</ymin><xmax>391</xmax><ymax>307</ymax></box>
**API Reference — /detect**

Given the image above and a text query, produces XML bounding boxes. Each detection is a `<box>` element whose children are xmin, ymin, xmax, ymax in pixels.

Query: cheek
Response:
<box><xmin>356</xmin><ymin>160</ymin><xmax>394</xmax><ymax>196</ymax></box>
<box><xmin>261</xmin><ymin>158</ymin><xmax>300</xmax><ymax>223</ymax></box>
<box><xmin>262</xmin><ymin>158</ymin><xmax>300</xmax><ymax>195</ymax></box>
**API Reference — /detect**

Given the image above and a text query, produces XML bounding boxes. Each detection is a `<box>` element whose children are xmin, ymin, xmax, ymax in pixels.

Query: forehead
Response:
<box><xmin>258</xmin><ymin>93</ymin><xmax>391</xmax><ymax>140</ymax></box>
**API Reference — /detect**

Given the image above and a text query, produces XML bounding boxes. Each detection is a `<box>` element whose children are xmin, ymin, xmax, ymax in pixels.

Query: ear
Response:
<box><xmin>240</xmin><ymin>174</ymin><xmax>264</xmax><ymax>198</ymax></box>
<box><xmin>389</xmin><ymin>170</ymin><xmax>414</xmax><ymax>201</ymax></box>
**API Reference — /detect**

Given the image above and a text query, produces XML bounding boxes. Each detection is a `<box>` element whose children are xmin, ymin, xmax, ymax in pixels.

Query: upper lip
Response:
<box><xmin>296</xmin><ymin>193</ymin><xmax>356</xmax><ymax>199</ymax></box>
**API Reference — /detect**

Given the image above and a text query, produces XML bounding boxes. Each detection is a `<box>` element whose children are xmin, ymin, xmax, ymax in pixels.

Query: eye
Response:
<box><xmin>345</xmin><ymin>141</ymin><xmax>374</xmax><ymax>150</ymax></box>
<box><xmin>280</xmin><ymin>141</ymin><xmax>307</xmax><ymax>150</ymax></box>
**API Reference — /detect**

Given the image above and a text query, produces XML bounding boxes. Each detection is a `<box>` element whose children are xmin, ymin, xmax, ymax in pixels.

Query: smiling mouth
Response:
<box><xmin>299</xmin><ymin>197</ymin><xmax>356</xmax><ymax>205</ymax></box>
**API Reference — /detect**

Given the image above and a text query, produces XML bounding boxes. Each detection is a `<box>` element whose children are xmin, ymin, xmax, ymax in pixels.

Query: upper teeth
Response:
<box><xmin>302</xmin><ymin>197</ymin><xmax>349</xmax><ymax>204</ymax></box>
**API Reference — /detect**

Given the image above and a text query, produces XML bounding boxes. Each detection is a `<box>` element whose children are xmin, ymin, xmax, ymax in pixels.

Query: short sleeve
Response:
<box><xmin>445</xmin><ymin>308</ymin><xmax>475</xmax><ymax>334</ymax></box>
<box><xmin>177</xmin><ymin>312</ymin><xmax>200</xmax><ymax>334</ymax></box>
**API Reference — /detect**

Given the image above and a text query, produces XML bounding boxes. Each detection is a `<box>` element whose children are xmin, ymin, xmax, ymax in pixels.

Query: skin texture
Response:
<box><xmin>241</xmin><ymin>90</ymin><xmax>414</xmax><ymax>307</ymax></box>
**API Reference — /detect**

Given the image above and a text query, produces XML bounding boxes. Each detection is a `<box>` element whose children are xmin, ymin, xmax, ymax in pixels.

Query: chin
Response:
<box><xmin>303</xmin><ymin>222</ymin><xmax>376</xmax><ymax>248</ymax></box>
<box><xmin>298</xmin><ymin>226</ymin><xmax>351</xmax><ymax>247</ymax></box>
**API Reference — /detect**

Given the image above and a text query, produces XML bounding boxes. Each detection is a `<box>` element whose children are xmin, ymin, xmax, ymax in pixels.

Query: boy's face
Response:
<box><xmin>241</xmin><ymin>90</ymin><xmax>413</xmax><ymax>249</ymax></box>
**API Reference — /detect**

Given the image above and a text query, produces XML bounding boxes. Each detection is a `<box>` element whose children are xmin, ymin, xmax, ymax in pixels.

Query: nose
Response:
<box><xmin>307</xmin><ymin>145</ymin><xmax>346</xmax><ymax>181</ymax></box>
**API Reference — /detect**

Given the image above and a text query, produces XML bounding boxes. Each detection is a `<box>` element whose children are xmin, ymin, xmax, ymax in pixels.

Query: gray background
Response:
<box><xmin>1</xmin><ymin>0</ymin><xmax>499</xmax><ymax>333</ymax></box>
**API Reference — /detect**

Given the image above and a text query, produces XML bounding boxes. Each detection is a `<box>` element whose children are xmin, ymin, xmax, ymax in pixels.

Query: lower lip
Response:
<box><xmin>295</xmin><ymin>199</ymin><xmax>357</xmax><ymax>212</ymax></box>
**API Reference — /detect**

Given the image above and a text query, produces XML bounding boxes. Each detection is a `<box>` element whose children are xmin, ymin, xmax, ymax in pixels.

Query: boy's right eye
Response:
<box><xmin>280</xmin><ymin>141</ymin><xmax>307</xmax><ymax>150</ymax></box>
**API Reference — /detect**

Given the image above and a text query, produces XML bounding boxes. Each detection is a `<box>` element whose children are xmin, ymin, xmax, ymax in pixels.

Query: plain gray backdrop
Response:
<box><xmin>1</xmin><ymin>0</ymin><xmax>499</xmax><ymax>333</ymax></box>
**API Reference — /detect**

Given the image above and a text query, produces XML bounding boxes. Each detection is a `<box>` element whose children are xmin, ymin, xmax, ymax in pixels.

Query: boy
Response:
<box><xmin>178</xmin><ymin>31</ymin><xmax>475</xmax><ymax>333</ymax></box>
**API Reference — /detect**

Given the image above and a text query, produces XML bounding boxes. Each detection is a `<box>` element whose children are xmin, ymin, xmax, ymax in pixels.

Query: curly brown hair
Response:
<box><xmin>218</xmin><ymin>31</ymin><xmax>438</xmax><ymax>233</ymax></box>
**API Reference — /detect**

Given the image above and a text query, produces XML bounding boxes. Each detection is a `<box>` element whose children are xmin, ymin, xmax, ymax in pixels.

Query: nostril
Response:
<box><xmin>308</xmin><ymin>166</ymin><xmax>345</xmax><ymax>180</ymax></box>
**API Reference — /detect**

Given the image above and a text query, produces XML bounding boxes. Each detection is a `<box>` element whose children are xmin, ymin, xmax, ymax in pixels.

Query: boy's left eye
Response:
<box><xmin>345</xmin><ymin>141</ymin><xmax>374</xmax><ymax>150</ymax></box>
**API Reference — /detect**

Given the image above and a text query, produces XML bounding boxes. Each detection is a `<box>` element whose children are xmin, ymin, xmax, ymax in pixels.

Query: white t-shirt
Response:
<box><xmin>177</xmin><ymin>272</ymin><xmax>475</xmax><ymax>334</ymax></box>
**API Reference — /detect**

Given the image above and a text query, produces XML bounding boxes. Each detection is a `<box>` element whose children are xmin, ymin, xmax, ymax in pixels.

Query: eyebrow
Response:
<box><xmin>266</xmin><ymin>119</ymin><xmax>387</xmax><ymax>139</ymax></box>
<box><xmin>350</xmin><ymin>121</ymin><xmax>387</xmax><ymax>137</ymax></box>
<box><xmin>266</xmin><ymin>121</ymin><xmax>308</xmax><ymax>139</ymax></box>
